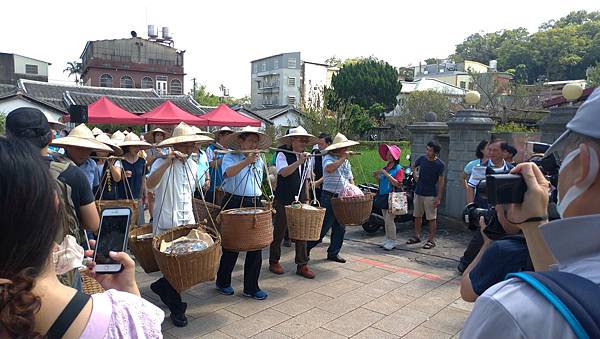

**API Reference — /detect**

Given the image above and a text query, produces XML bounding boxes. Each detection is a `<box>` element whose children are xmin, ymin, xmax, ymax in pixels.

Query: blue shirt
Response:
<box><xmin>197</xmin><ymin>149</ymin><xmax>209</xmax><ymax>186</ymax></box>
<box><xmin>378</xmin><ymin>164</ymin><xmax>403</xmax><ymax>195</ymax></box>
<box><xmin>464</xmin><ymin>159</ymin><xmax>480</xmax><ymax>175</ymax></box>
<box><xmin>118</xmin><ymin>158</ymin><xmax>146</xmax><ymax>199</ymax></box>
<box><xmin>79</xmin><ymin>158</ymin><xmax>100</xmax><ymax>190</ymax></box>
<box><xmin>207</xmin><ymin>144</ymin><xmax>224</xmax><ymax>192</ymax></box>
<box><xmin>469</xmin><ymin>236</ymin><xmax>531</xmax><ymax>296</ymax></box>
<box><xmin>322</xmin><ymin>154</ymin><xmax>354</xmax><ymax>194</ymax></box>
<box><xmin>221</xmin><ymin>153</ymin><xmax>264</xmax><ymax>197</ymax></box>
<box><xmin>414</xmin><ymin>156</ymin><xmax>445</xmax><ymax>197</ymax></box>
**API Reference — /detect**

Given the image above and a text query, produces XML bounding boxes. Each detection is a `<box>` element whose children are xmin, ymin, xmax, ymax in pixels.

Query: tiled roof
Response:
<box><xmin>0</xmin><ymin>84</ymin><xmax>17</xmax><ymax>98</ymax></box>
<box><xmin>18</xmin><ymin>79</ymin><xmax>157</xmax><ymax>111</ymax></box>
<box><xmin>249</xmin><ymin>105</ymin><xmax>304</xmax><ymax>120</ymax></box>
<box><xmin>65</xmin><ymin>91</ymin><xmax>206</xmax><ymax>115</ymax></box>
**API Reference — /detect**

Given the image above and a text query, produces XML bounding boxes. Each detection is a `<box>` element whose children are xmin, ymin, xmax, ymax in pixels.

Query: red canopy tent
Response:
<box><xmin>64</xmin><ymin>96</ymin><xmax>145</xmax><ymax>125</ymax></box>
<box><xmin>141</xmin><ymin>100</ymin><xmax>207</xmax><ymax>125</ymax></box>
<box><xmin>200</xmin><ymin>103</ymin><xmax>261</xmax><ymax>127</ymax></box>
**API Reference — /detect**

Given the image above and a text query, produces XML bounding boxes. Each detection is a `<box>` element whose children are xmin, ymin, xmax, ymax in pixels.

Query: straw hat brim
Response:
<box><xmin>102</xmin><ymin>142</ymin><xmax>124</xmax><ymax>156</ymax></box>
<box><xmin>323</xmin><ymin>140</ymin><xmax>359</xmax><ymax>152</ymax></box>
<box><xmin>276</xmin><ymin>134</ymin><xmax>319</xmax><ymax>146</ymax></box>
<box><xmin>119</xmin><ymin>140</ymin><xmax>153</xmax><ymax>150</ymax></box>
<box><xmin>52</xmin><ymin>137</ymin><xmax>114</xmax><ymax>152</ymax></box>
<box><xmin>144</xmin><ymin>129</ymin><xmax>169</xmax><ymax>144</ymax></box>
<box><xmin>158</xmin><ymin>134</ymin><xmax>214</xmax><ymax>147</ymax></box>
<box><xmin>224</xmin><ymin>131</ymin><xmax>272</xmax><ymax>150</ymax></box>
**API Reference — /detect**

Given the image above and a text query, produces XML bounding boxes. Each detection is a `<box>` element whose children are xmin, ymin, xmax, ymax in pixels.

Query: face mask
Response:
<box><xmin>557</xmin><ymin>147</ymin><xmax>599</xmax><ymax>218</ymax></box>
<box><xmin>52</xmin><ymin>235</ymin><xmax>85</xmax><ymax>275</ymax></box>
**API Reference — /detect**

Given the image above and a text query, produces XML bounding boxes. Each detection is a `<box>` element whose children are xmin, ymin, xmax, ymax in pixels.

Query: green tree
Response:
<box><xmin>587</xmin><ymin>64</ymin><xmax>600</xmax><ymax>87</ymax></box>
<box><xmin>325</xmin><ymin>56</ymin><xmax>342</xmax><ymax>67</ymax></box>
<box><xmin>63</xmin><ymin>61</ymin><xmax>83</xmax><ymax>85</ymax></box>
<box><xmin>393</xmin><ymin>90</ymin><xmax>453</xmax><ymax>127</ymax></box>
<box><xmin>0</xmin><ymin>112</ymin><xmax>6</xmax><ymax>134</ymax></box>
<box><xmin>193</xmin><ymin>84</ymin><xmax>248</xmax><ymax>106</ymax></box>
<box><xmin>424</xmin><ymin>58</ymin><xmax>442</xmax><ymax>65</ymax></box>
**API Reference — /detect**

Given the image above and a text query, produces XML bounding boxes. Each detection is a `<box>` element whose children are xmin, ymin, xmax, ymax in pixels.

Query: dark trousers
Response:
<box><xmin>153</xmin><ymin>277</ymin><xmax>187</xmax><ymax>315</ymax></box>
<box><xmin>459</xmin><ymin>230</ymin><xmax>484</xmax><ymax>268</ymax></box>
<box><xmin>269</xmin><ymin>200</ymin><xmax>308</xmax><ymax>265</ymax></box>
<box><xmin>307</xmin><ymin>191</ymin><xmax>345</xmax><ymax>257</ymax></box>
<box><xmin>216</xmin><ymin>193</ymin><xmax>264</xmax><ymax>294</ymax></box>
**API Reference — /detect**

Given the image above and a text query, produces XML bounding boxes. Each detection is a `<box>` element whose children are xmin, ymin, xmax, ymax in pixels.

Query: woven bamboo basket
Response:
<box><xmin>285</xmin><ymin>202</ymin><xmax>326</xmax><ymax>241</ymax></box>
<box><xmin>219</xmin><ymin>208</ymin><xmax>273</xmax><ymax>251</ymax></box>
<box><xmin>152</xmin><ymin>224</ymin><xmax>221</xmax><ymax>293</ymax></box>
<box><xmin>129</xmin><ymin>224</ymin><xmax>159</xmax><ymax>273</ymax></box>
<box><xmin>331</xmin><ymin>193</ymin><xmax>374</xmax><ymax>226</ymax></box>
<box><xmin>192</xmin><ymin>198</ymin><xmax>221</xmax><ymax>232</ymax></box>
<box><xmin>80</xmin><ymin>268</ymin><xmax>105</xmax><ymax>294</ymax></box>
<box><xmin>96</xmin><ymin>199</ymin><xmax>140</xmax><ymax>226</ymax></box>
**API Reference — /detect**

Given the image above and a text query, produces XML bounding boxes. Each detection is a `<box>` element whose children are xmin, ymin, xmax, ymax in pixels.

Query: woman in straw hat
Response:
<box><xmin>51</xmin><ymin>124</ymin><xmax>114</xmax><ymax>192</ymax></box>
<box><xmin>206</xmin><ymin>126</ymin><xmax>234</xmax><ymax>203</ymax></box>
<box><xmin>306</xmin><ymin>133</ymin><xmax>359</xmax><ymax>263</ymax></box>
<box><xmin>373</xmin><ymin>144</ymin><xmax>404</xmax><ymax>251</ymax></box>
<box><xmin>146</xmin><ymin>122</ymin><xmax>213</xmax><ymax>327</ymax></box>
<box><xmin>269</xmin><ymin>126</ymin><xmax>319</xmax><ymax>279</ymax></box>
<box><xmin>144</xmin><ymin>128</ymin><xmax>170</xmax><ymax>222</ymax></box>
<box><xmin>117</xmin><ymin>133</ymin><xmax>152</xmax><ymax>225</ymax></box>
<box><xmin>94</xmin><ymin>133</ymin><xmax>123</xmax><ymax>200</ymax></box>
<box><xmin>216</xmin><ymin>126</ymin><xmax>272</xmax><ymax>300</ymax></box>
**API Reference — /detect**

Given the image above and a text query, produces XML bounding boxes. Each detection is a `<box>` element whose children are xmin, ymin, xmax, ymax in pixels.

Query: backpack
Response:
<box><xmin>507</xmin><ymin>271</ymin><xmax>600</xmax><ymax>339</ymax></box>
<box><xmin>49</xmin><ymin>160</ymin><xmax>85</xmax><ymax>288</ymax></box>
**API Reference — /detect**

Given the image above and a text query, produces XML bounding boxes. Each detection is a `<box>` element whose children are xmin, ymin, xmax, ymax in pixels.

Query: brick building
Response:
<box><xmin>80</xmin><ymin>36</ymin><xmax>185</xmax><ymax>95</ymax></box>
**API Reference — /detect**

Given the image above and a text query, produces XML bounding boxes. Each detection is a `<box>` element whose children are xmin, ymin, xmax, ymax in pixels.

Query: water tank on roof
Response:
<box><xmin>148</xmin><ymin>25</ymin><xmax>158</xmax><ymax>38</ymax></box>
<box><xmin>489</xmin><ymin>60</ymin><xmax>498</xmax><ymax>70</ymax></box>
<box><xmin>162</xmin><ymin>27</ymin><xmax>171</xmax><ymax>40</ymax></box>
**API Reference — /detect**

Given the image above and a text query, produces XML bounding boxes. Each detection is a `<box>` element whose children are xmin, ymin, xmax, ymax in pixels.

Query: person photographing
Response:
<box><xmin>462</xmin><ymin>87</ymin><xmax>600</xmax><ymax>338</ymax></box>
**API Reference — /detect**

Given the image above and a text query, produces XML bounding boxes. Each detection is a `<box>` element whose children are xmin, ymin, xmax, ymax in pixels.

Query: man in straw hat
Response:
<box><xmin>146</xmin><ymin>122</ymin><xmax>213</xmax><ymax>327</ymax></box>
<box><xmin>206</xmin><ymin>126</ymin><xmax>234</xmax><ymax>202</ymax></box>
<box><xmin>144</xmin><ymin>127</ymin><xmax>170</xmax><ymax>222</ymax></box>
<box><xmin>5</xmin><ymin>107</ymin><xmax>103</xmax><ymax>290</ymax></box>
<box><xmin>307</xmin><ymin>133</ymin><xmax>359</xmax><ymax>263</ymax></box>
<box><xmin>51</xmin><ymin>124</ymin><xmax>115</xmax><ymax>192</ymax></box>
<box><xmin>269</xmin><ymin>126</ymin><xmax>319</xmax><ymax>279</ymax></box>
<box><xmin>216</xmin><ymin>126</ymin><xmax>272</xmax><ymax>300</ymax></box>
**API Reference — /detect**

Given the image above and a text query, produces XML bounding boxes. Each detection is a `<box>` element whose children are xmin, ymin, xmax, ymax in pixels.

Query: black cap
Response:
<box><xmin>6</xmin><ymin>107</ymin><xmax>52</xmax><ymax>149</ymax></box>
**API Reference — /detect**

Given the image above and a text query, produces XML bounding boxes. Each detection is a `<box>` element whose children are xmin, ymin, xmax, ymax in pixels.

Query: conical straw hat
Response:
<box><xmin>119</xmin><ymin>132</ymin><xmax>152</xmax><ymax>150</ymax></box>
<box><xmin>158</xmin><ymin>122</ymin><xmax>214</xmax><ymax>147</ymax></box>
<box><xmin>95</xmin><ymin>133</ymin><xmax>123</xmax><ymax>155</ymax></box>
<box><xmin>51</xmin><ymin>123</ymin><xmax>113</xmax><ymax>152</ymax></box>
<box><xmin>323</xmin><ymin>133</ymin><xmax>359</xmax><ymax>152</ymax></box>
<box><xmin>275</xmin><ymin>126</ymin><xmax>319</xmax><ymax>146</ymax></box>
<box><xmin>223</xmin><ymin>126</ymin><xmax>272</xmax><ymax>150</ymax></box>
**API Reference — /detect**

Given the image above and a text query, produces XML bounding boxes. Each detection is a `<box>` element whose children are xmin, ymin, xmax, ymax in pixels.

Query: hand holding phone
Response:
<box><xmin>93</xmin><ymin>208</ymin><xmax>131</xmax><ymax>274</ymax></box>
<box><xmin>86</xmin><ymin>251</ymin><xmax>140</xmax><ymax>296</ymax></box>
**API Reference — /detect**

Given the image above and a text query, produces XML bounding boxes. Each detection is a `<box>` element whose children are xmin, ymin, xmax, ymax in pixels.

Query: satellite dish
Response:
<box><xmin>131</xmin><ymin>31</ymin><xmax>138</xmax><ymax>38</ymax></box>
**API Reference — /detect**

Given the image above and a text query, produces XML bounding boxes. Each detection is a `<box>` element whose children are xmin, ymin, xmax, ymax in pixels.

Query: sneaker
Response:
<box><xmin>269</xmin><ymin>261</ymin><xmax>284</xmax><ymax>275</ymax></box>
<box><xmin>296</xmin><ymin>264</ymin><xmax>316</xmax><ymax>279</ymax></box>
<box><xmin>170</xmin><ymin>312</ymin><xmax>188</xmax><ymax>327</ymax></box>
<box><xmin>216</xmin><ymin>283</ymin><xmax>234</xmax><ymax>295</ymax></box>
<box><xmin>243</xmin><ymin>289</ymin><xmax>268</xmax><ymax>300</ymax></box>
<box><xmin>383</xmin><ymin>240</ymin><xmax>396</xmax><ymax>251</ymax></box>
<box><xmin>326</xmin><ymin>255</ymin><xmax>347</xmax><ymax>263</ymax></box>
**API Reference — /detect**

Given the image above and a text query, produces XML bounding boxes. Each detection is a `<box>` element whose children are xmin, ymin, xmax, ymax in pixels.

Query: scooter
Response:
<box><xmin>359</xmin><ymin>164</ymin><xmax>415</xmax><ymax>233</ymax></box>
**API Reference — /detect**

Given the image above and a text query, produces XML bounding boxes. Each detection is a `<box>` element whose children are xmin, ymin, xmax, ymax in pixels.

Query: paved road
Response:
<box><xmin>135</xmin><ymin>219</ymin><xmax>474</xmax><ymax>338</ymax></box>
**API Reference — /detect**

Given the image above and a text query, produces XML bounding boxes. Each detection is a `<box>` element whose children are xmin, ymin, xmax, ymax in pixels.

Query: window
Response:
<box><xmin>141</xmin><ymin>76</ymin><xmax>154</xmax><ymax>89</ymax></box>
<box><xmin>288</xmin><ymin>77</ymin><xmax>296</xmax><ymax>87</ymax></box>
<box><xmin>288</xmin><ymin>96</ymin><xmax>296</xmax><ymax>105</ymax></box>
<box><xmin>25</xmin><ymin>64</ymin><xmax>38</xmax><ymax>74</ymax></box>
<box><xmin>273</xmin><ymin>59</ymin><xmax>279</xmax><ymax>69</ymax></box>
<box><xmin>256</xmin><ymin>80</ymin><xmax>261</xmax><ymax>89</ymax></box>
<box><xmin>253</xmin><ymin>63</ymin><xmax>258</xmax><ymax>74</ymax></box>
<box><xmin>288</xmin><ymin>58</ymin><xmax>296</xmax><ymax>68</ymax></box>
<box><xmin>120</xmin><ymin>75</ymin><xmax>134</xmax><ymax>88</ymax></box>
<box><xmin>99</xmin><ymin>74</ymin><xmax>113</xmax><ymax>87</ymax></box>
<box><xmin>459</xmin><ymin>81</ymin><xmax>466</xmax><ymax>89</ymax></box>
<box><xmin>170</xmin><ymin>79</ymin><xmax>183</xmax><ymax>95</ymax></box>
<box><xmin>262</xmin><ymin>62</ymin><xmax>266</xmax><ymax>72</ymax></box>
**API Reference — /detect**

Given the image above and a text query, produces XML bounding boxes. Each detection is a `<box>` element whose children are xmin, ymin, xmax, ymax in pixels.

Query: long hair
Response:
<box><xmin>0</xmin><ymin>137</ymin><xmax>59</xmax><ymax>338</ymax></box>
<box><xmin>475</xmin><ymin>140</ymin><xmax>489</xmax><ymax>159</ymax></box>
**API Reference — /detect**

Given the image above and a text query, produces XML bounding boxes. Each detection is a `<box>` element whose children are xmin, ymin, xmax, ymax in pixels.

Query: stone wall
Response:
<box><xmin>538</xmin><ymin>106</ymin><xmax>578</xmax><ymax>144</ymax></box>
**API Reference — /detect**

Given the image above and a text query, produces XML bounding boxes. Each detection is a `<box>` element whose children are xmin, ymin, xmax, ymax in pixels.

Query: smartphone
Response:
<box><xmin>94</xmin><ymin>208</ymin><xmax>132</xmax><ymax>273</ymax></box>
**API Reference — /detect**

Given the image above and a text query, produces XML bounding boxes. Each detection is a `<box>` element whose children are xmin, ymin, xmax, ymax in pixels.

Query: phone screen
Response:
<box><xmin>95</xmin><ymin>214</ymin><xmax>130</xmax><ymax>265</ymax></box>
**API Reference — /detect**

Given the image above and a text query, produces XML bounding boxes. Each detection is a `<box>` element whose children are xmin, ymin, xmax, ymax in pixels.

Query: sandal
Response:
<box><xmin>422</xmin><ymin>240</ymin><xmax>436</xmax><ymax>249</ymax></box>
<box><xmin>406</xmin><ymin>236</ymin><xmax>421</xmax><ymax>244</ymax></box>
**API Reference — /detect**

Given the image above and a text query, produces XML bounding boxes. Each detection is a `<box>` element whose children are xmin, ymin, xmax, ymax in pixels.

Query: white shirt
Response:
<box><xmin>149</xmin><ymin>157</ymin><xmax>198</xmax><ymax>234</ymax></box>
<box><xmin>461</xmin><ymin>214</ymin><xmax>600</xmax><ymax>339</ymax></box>
<box><xmin>275</xmin><ymin>152</ymin><xmax>305</xmax><ymax>180</ymax></box>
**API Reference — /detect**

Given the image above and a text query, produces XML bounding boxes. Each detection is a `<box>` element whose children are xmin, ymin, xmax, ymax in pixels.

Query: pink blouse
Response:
<box><xmin>80</xmin><ymin>289</ymin><xmax>164</xmax><ymax>338</ymax></box>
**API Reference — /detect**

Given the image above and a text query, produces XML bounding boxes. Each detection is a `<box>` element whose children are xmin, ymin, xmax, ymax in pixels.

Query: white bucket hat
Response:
<box><xmin>223</xmin><ymin>126</ymin><xmax>272</xmax><ymax>150</ymax></box>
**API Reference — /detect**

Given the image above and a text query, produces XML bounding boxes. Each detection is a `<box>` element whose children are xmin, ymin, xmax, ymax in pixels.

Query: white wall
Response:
<box><xmin>302</xmin><ymin>63</ymin><xmax>328</xmax><ymax>109</ymax></box>
<box><xmin>271</xmin><ymin>111</ymin><xmax>302</xmax><ymax>127</ymax></box>
<box><xmin>13</xmin><ymin>55</ymin><xmax>49</xmax><ymax>76</ymax></box>
<box><xmin>0</xmin><ymin>97</ymin><xmax>63</xmax><ymax>122</ymax></box>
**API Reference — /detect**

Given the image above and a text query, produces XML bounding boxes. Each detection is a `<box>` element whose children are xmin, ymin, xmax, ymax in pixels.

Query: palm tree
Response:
<box><xmin>64</xmin><ymin>61</ymin><xmax>83</xmax><ymax>85</ymax></box>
